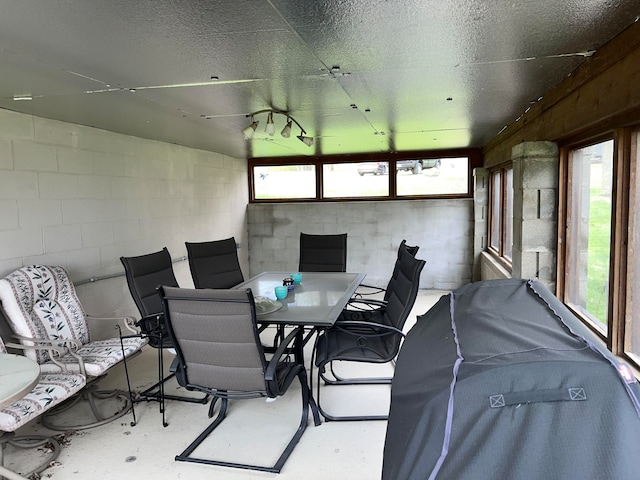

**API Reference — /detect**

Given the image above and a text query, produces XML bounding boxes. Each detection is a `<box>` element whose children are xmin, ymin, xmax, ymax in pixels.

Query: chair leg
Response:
<box><xmin>136</xmin><ymin>349</ymin><xmax>210</xmax><ymax>404</ymax></box>
<box><xmin>315</xmin><ymin>360</ymin><xmax>390</xmax><ymax>422</ymax></box>
<box><xmin>175</xmin><ymin>371</ymin><xmax>318</xmax><ymax>473</ymax></box>
<box><xmin>322</xmin><ymin>361</ymin><xmax>393</xmax><ymax>385</ymax></box>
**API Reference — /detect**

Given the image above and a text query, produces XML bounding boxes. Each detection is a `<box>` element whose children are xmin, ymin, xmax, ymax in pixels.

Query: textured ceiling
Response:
<box><xmin>0</xmin><ymin>1</ymin><xmax>638</xmax><ymax>159</ymax></box>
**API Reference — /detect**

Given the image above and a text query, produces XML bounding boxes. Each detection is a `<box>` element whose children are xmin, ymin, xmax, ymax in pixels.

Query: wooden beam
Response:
<box><xmin>484</xmin><ymin>20</ymin><xmax>640</xmax><ymax>168</ymax></box>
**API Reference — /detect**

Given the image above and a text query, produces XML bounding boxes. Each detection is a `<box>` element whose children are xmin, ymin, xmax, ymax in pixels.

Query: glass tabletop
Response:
<box><xmin>0</xmin><ymin>353</ymin><xmax>40</xmax><ymax>409</ymax></box>
<box><xmin>235</xmin><ymin>271</ymin><xmax>366</xmax><ymax>327</ymax></box>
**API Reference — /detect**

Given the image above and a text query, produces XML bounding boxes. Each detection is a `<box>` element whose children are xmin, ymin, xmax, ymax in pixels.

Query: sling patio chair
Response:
<box><xmin>354</xmin><ymin>239</ymin><xmax>420</xmax><ymax>299</ymax></box>
<box><xmin>159</xmin><ymin>285</ymin><xmax>320</xmax><ymax>473</ymax></box>
<box><xmin>312</xmin><ymin>246</ymin><xmax>425</xmax><ymax>421</ymax></box>
<box><xmin>121</xmin><ymin>247</ymin><xmax>209</xmax><ymax>427</ymax></box>
<box><xmin>185</xmin><ymin>237</ymin><xmax>244</xmax><ymax>289</ymax></box>
<box><xmin>0</xmin><ymin>265</ymin><xmax>145</xmax><ymax>430</ymax></box>
<box><xmin>298</xmin><ymin>232</ymin><xmax>347</xmax><ymax>272</ymax></box>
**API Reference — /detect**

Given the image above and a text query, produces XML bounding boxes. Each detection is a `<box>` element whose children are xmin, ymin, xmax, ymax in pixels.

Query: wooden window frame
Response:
<box><xmin>487</xmin><ymin>164</ymin><xmax>513</xmax><ymax>271</ymax></box>
<box><xmin>248</xmin><ymin>148</ymin><xmax>483</xmax><ymax>203</ymax></box>
<box><xmin>557</xmin><ymin>128</ymin><xmax>635</xmax><ymax>357</ymax></box>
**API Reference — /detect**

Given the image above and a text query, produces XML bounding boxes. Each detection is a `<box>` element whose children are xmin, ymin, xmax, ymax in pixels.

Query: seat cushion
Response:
<box><xmin>38</xmin><ymin>337</ymin><xmax>147</xmax><ymax>377</ymax></box>
<box><xmin>0</xmin><ymin>373</ymin><xmax>86</xmax><ymax>432</ymax></box>
<box><xmin>0</xmin><ymin>265</ymin><xmax>89</xmax><ymax>364</ymax></box>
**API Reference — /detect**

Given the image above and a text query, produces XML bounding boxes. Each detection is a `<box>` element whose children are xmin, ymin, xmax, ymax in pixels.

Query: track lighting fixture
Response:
<box><xmin>297</xmin><ymin>134</ymin><xmax>314</xmax><ymax>146</ymax></box>
<box><xmin>242</xmin><ymin>116</ymin><xmax>259</xmax><ymax>139</ymax></box>
<box><xmin>242</xmin><ymin>109</ymin><xmax>313</xmax><ymax>147</ymax></box>
<box><xmin>281</xmin><ymin>118</ymin><xmax>292</xmax><ymax>138</ymax></box>
<box><xmin>265</xmin><ymin>112</ymin><xmax>275</xmax><ymax>136</ymax></box>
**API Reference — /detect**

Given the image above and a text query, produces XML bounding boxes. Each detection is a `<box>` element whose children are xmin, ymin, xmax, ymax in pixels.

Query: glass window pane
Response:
<box><xmin>565</xmin><ymin>140</ymin><xmax>614</xmax><ymax>333</ymax></box>
<box><xmin>396</xmin><ymin>157</ymin><xmax>468</xmax><ymax>196</ymax></box>
<box><xmin>323</xmin><ymin>163</ymin><xmax>389</xmax><ymax>198</ymax></box>
<box><xmin>504</xmin><ymin>168</ymin><xmax>514</xmax><ymax>260</ymax></box>
<box><xmin>625</xmin><ymin>131</ymin><xmax>640</xmax><ymax>361</ymax></box>
<box><xmin>253</xmin><ymin>165</ymin><xmax>316</xmax><ymax>199</ymax></box>
<box><xmin>490</xmin><ymin>171</ymin><xmax>501</xmax><ymax>250</ymax></box>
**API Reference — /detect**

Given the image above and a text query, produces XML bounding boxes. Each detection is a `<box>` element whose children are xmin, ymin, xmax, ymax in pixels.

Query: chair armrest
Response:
<box><xmin>345</xmin><ymin>297</ymin><xmax>387</xmax><ymax>311</ymax></box>
<box><xmin>332</xmin><ymin>320</ymin><xmax>405</xmax><ymax>337</ymax></box>
<box><xmin>134</xmin><ymin>314</ymin><xmax>164</xmax><ymax>336</ymax></box>
<box><xmin>353</xmin><ymin>283</ymin><xmax>386</xmax><ymax>298</ymax></box>
<box><xmin>86</xmin><ymin>315</ymin><xmax>138</xmax><ymax>340</ymax></box>
<box><xmin>264</xmin><ymin>327</ymin><xmax>302</xmax><ymax>383</ymax></box>
<box><xmin>4</xmin><ymin>337</ymin><xmax>79</xmax><ymax>373</ymax></box>
<box><xmin>264</xmin><ymin>327</ymin><xmax>305</xmax><ymax>398</ymax></box>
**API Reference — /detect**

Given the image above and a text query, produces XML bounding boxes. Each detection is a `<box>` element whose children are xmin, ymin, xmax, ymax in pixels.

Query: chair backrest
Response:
<box><xmin>0</xmin><ymin>265</ymin><xmax>90</xmax><ymax>364</ymax></box>
<box><xmin>159</xmin><ymin>286</ymin><xmax>267</xmax><ymax>393</ymax></box>
<box><xmin>120</xmin><ymin>247</ymin><xmax>179</xmax><ymax>317</ymax></box>
<box><xmin>185</xmin><ymin>237</ymin><xmax>244</xmax><ymax>289</ymax></box>
<box><xmin>381</xmin><ymin>247</ymin><xmax>425</xmax><ymax>352</ymax></box>
<box><xmin>384</xmin><ymin>240</ymin><xmax>420</xmax><ymax>302</ymax></box>
<box><xmin>299</xmin><ymin>233</ymin><xmax>348</xmax><ymax>272</ymax></box>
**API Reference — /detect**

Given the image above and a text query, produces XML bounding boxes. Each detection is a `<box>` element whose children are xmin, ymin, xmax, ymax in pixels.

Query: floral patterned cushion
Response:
<box><xmin>0</xmin><ymin>265</ymin><xmax>146</xmax><ymax>377</ymax></box>
<box><xmin>0</xmin><ymin>265</ymin><xmax>89</xmax><ymax>364</ymax></box>
<box><xmin>0</xmin><ymin>372</ymin><xmax>86</xmax><ymax>432</ymax></box>
<box><xmin>37</xmin><ymin>337</ymin><xmax>147</xmax><ymax>377</ymax></box>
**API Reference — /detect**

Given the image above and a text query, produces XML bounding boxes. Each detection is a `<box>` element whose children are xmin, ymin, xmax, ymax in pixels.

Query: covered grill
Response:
<box><xmin>383</xmin><ymin>278</ymin><xmax>640</xmax><ymax>480</ymax></box>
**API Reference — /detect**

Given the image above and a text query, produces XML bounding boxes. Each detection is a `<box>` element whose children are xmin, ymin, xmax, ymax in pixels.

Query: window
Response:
<box><xmin>323</xmin><ymin>163</ymin><xmax>388</xmax><ymax>198</ymax></box>
<box><xmin>488</xmin><ymin>166</ymin><xmax>513</xmax><ymax>265</ymax></box>
<box><xmin>249</xmin><ymin>149</ymin><xmax>480</xmax><ymax>202</ymax></box>
<box><xmin>253</xmin><ymin>165</ymin><xmax>316</xmax><ymax>200</ymax></box>
<box><xmin>624</xmin><ymin>129</ymin><xmax>640</xmax><ymax>363</ymax></box>
<box><xmin>396</xmin><ymin>157</ymin><xmax>468</xmax><ymax>197</ymax></box>
<box><xmin>559</xmin><ymin>126</ymin><xmax>640</xmax><ymax>367</ymax></box>
<box><xmin>563</xmin><ymin>140</ymin><xmax>614</xmax><ymax>334</ymax></box>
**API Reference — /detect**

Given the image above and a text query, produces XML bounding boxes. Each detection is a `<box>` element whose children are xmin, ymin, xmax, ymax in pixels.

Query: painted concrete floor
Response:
<box><xmin>4</xmin><ymin>290</ymin><xmax>447</xmax><ymax>480</ymax></box>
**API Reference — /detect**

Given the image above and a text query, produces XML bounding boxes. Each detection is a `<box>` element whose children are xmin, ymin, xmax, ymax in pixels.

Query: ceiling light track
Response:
<box><xmin>242</xmin><ymin>109</ymin><xmax>313</xmax><ymax>147</ymax></box>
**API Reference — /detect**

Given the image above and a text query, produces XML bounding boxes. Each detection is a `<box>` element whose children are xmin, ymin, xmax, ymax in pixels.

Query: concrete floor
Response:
<box><xmin>4</xmin><ymin>290</ymin><xmax>447</xmax><ymax>480</ymax></box>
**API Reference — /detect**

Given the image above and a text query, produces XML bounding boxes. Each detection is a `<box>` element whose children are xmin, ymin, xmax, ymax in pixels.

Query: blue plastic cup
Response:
<box><xmin>291</xmin><ymin>272</ymin><xmax>302</xmax><ymax>284</ymax></box>
<box><xmin>274</xmin><ymin>286</ymin><xmax>288</xmax><ymax>299</ymax></box>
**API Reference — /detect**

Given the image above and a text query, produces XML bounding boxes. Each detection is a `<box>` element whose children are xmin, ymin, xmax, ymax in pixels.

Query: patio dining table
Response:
<box><xmin>234</xmin><ymin>271</ymin><xmax>366</xmax><ymax>361</ymax></box>
<box><xmin>235</xmin><ymin>271</ymin><xmax>365</xmax><ymax>326</ymax></box>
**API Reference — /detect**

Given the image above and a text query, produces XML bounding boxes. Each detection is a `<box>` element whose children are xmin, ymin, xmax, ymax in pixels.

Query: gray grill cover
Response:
<box><xmin>382</xmin><ymin>278</ymin><xmax>640</xmax><ymax>480</ymax></box>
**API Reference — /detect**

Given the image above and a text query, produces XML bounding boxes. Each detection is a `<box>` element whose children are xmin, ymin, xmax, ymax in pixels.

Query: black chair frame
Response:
<box><xmin>311</xmin><ymin>246</ymin><xmax>425</xmax><ymax>421</ymax></box>
<box><xmin>160</xmin><ymin>287</ymin><xmax>320</xmax><ymax>473</ymax></box>
<box><xmin>120</xmin><ymin>248</ymin><xmax>209</xmax><ymax>427</ymax></box>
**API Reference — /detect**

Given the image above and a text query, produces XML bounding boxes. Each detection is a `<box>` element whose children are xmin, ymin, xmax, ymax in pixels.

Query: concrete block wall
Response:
<box><xmin>512</xmin><ymin>141</ymin><xmax>559</xmax><ymax>290</ymax></box>
<box><xmin>473</xmin><ymin>167</ymin><xmax>489</xmax><ymax>281</ymax></box>
<box><xmin>247</xmin><ymin>199</ymin><xmax>474</xmax><ymax>291</ymax></box>
<box><xmin>0</xmin><ymin>108</ymin><xmax>248</xmax><ymax>319</ymax></box>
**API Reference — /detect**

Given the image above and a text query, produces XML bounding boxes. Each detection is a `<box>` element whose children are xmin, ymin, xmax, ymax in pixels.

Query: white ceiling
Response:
<box><xmin>0</xmin><ymin>1</ymin><xmax>638</xmax><ymax>159</ymax></box>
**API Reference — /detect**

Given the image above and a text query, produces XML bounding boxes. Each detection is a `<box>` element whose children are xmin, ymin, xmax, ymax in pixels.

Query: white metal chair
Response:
<box><xmin>0</xmin><ymin>265</ymin><xmax>146</xmax><ymax>430</ymax></box>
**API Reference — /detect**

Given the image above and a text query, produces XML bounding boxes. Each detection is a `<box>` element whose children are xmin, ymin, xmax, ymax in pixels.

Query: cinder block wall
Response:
<box><xmin>512</xmin><ymin>141</ymin><xmax>559</xmax><ymax>290</ymax></box>
<box><xmin>247</xmin><ymin>199</ymin><xmax>474</xmax><ymax>290</ymax></box>
<box><xmin>0</xmin><ymin>108</ymin><xmax>248</xmax><ymax>319</ymax></box>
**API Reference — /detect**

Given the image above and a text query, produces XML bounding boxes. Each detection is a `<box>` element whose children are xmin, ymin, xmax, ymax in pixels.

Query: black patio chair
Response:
<box><xmin>121</xmin><ymin>248</ymin><xmax>208</xmax><ymax>426</ymax></box>
<box><xmin>299</xmin><ymin>232</ymin><xmax>347</xmax><ymax>272</ymax></box>
<box><xmin>185</xmin><ymin>237</ymin><xmax>244</xmax><ymax>289</ymax></box>
<box><xmin>354</xmin><ymin>239</ymin><xmax>420</xmax><ymax>299</ymax></box>
<box><xmin>159</xmin><ymin>286</ymin><xmax>320</xmax><ymax>473</ymax></box>
<box><xmin>312</xmin><ymin>246</ymin><xmax>425</xmax><ymax>421</ymax></box>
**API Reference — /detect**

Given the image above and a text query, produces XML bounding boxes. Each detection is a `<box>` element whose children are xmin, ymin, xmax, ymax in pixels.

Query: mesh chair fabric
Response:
<box><xmin>120</xmin><ymin>247</ymin><xmax>179</xmax><ymax>317</ymax></box>
<box><xmin>186</xmin><ymin>237</ymin><xmax>244</xmax><ymax>289</ymax></box>
<box><xmin>299</xmin><ymin>233</ymin><xmax>347</xmax><ymax>272</ymax></box>
<box><xmin>161</xmin><ymin>287</ymin><xmax>267</xmax><ymax>393</ymax></box>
